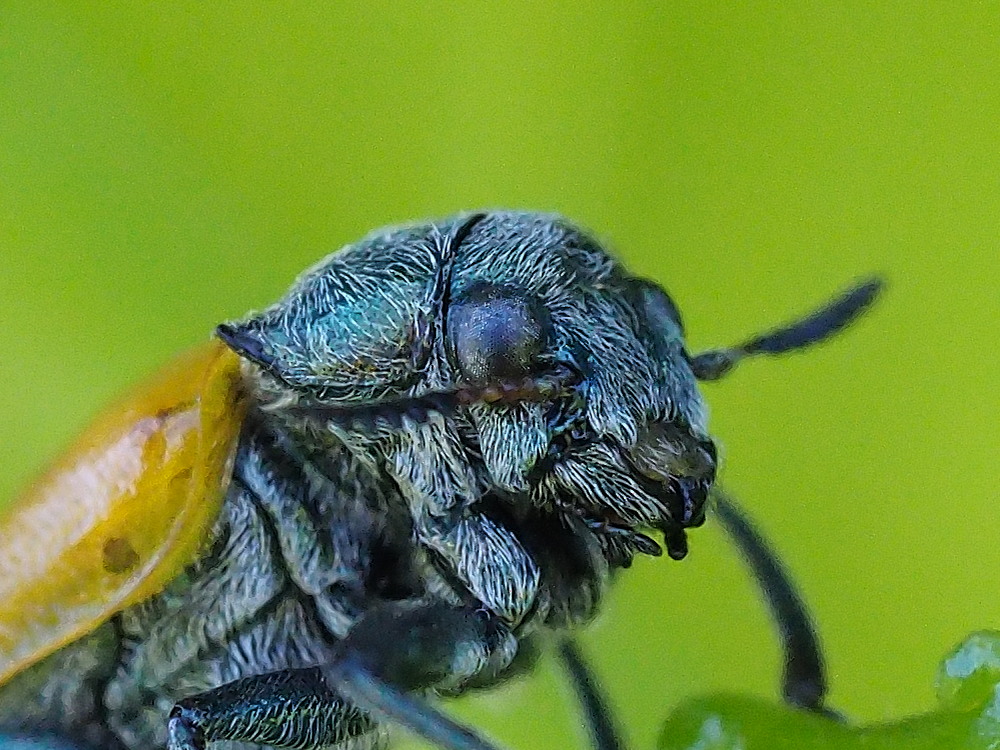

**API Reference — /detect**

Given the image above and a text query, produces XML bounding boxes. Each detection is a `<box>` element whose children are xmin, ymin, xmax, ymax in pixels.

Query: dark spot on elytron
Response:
<box><xmin>149</xmin><ymin>405</ymin><xmax>186</xmax><ymax>433</ymax></box>
<box><xmin>103</xmin><ymin>536</ymin><xmax>140</xmax><ymax>574</ymax></box>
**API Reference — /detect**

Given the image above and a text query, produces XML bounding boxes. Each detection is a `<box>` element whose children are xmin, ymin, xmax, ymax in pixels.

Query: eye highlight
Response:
<box><xmin>447</xmin><ymin>282</ymin><xmax>551</xmax><ymax>384</ymax></box>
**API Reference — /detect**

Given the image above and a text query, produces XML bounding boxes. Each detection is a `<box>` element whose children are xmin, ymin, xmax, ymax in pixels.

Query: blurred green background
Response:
<box><xmin>1</xmin><ymin>3</ymin><xmax>999</xmax><ymax>749</ymax></box>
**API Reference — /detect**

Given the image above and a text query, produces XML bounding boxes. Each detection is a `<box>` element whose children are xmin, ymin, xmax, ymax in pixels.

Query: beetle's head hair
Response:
<box><xmin>219</xmin><ymin>212</ymin><xmax>881</xmax><ymax>566</ymax></box>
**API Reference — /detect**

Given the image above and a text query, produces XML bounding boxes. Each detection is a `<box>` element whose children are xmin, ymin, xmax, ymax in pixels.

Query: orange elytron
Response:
<box><xmin>0</xmin><ymin>340</ymin><xmax>247</xmax><ymax>685</ymax></box>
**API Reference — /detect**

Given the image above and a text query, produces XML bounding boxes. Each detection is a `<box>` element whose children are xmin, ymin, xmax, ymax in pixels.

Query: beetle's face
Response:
<box><xmin>220</xmin><ymin>212</ymin><xmax>715</xmax><ymax>560</ymax></box>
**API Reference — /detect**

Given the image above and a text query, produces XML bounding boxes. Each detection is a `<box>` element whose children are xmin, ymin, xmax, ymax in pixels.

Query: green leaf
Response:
<box><xmin>658</xmin><ymin>632</ymin><xmax>1000</xmax><ymax>750</ymax></box>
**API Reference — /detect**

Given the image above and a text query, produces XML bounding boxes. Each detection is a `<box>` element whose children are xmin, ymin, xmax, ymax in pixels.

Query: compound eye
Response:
<box><xmin>447</xmin><ymin>282</ymin><xmax>551</xmax><ymax>384</ymax></box>
<box><xmin>627</xmin><ymin>278</ymin><xmax>684</xmax><ymax>339</ymax></box>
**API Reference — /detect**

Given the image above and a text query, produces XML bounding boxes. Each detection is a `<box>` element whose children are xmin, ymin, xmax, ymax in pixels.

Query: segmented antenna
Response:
<box><xmin>289</xmin><ymin>373</ymin><xmax>571</xmax><ymax>432</ymax></box>
<box><xmin>689</xmin><ymin>277</ymin><xmax>884</xmax><ymax>381</ymax></box>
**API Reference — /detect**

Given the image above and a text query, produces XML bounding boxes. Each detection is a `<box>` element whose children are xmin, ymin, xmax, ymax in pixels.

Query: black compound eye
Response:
<box><xmin>447</xmin><ymin>282</ymin><xmax>551</xmax><ymax>384</ymax></box>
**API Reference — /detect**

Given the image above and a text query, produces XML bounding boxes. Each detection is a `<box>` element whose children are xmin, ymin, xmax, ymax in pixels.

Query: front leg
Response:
<box><xmin>168</xmin><ymin>600</ymin><xmax>516</xmax><ymax>750</ymax></box>
<box><xmin>167</xmin><ymin>667</ymin><xmax>370</xmax><ymax>750</ymax></box>
<box><xmin>386</xmin><ymin>418</ymin><xmax>542</xmax><ymax>628</ymax></box>
<box><xmin>416</xmin><ymin>512</ymin><xmax>542</xmax><ymax>627</ymax></box>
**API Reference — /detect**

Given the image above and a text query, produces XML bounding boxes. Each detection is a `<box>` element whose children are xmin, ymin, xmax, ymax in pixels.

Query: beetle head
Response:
<box><xmin>219</xmin><ymin>212</ymin><xmax>719</xmax><ymax>563</ymax></box>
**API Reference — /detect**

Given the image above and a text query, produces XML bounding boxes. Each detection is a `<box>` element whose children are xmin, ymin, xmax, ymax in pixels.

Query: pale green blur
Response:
<box><xmin>1</xmin><ymin>4</ymin><xmax>998</xmax><ymax>750</ymax></box>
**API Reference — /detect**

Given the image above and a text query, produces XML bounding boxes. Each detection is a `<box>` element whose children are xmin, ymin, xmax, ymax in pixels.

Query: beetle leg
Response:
<box><xmin>322</xmin><ymin>600</ymin><xmax>516</xmax><ymax>750</ymax></box>
<box><xmin>556</xmin><ymin>497</ymin><xmax>834</xmax><ymax>750</ymax></box>
<box><xmin>168</xmin><ymin>600</ymin><xmax>516</xmax><ymax>750</ymax></box>
<box><xmin>167</xmin><ymin>667</ymin><xmax>373</xmax><ymax>749</ymax></box>
<box><xmin>711</xmin><ymin>490</ymin><xmax>830</xmax><ymax>713</ymax></box>
<box><xmin>557</xmin><ymin>639</ymin><xmax>626</xmax><ymax>750</ymax></box>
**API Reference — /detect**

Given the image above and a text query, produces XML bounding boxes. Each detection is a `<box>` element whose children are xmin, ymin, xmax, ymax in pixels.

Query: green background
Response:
<box><xmin>1</xmin><ymin>4</ymin><xmax>998</xmax><ymax>748</ymax></box>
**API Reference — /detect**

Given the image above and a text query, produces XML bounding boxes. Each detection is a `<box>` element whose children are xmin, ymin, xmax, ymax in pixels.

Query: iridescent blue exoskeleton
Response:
<box><xmin>0</xmin><ymin>212</ymin><xmax>880</xmax><ymax>750</ymax></box>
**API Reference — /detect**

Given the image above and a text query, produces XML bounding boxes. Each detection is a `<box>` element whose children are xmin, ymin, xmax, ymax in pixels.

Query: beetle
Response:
<box><xmin>0</xmin><ymin>211</ymin><xmax>881</xmax><ymax>750</ymax></box>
